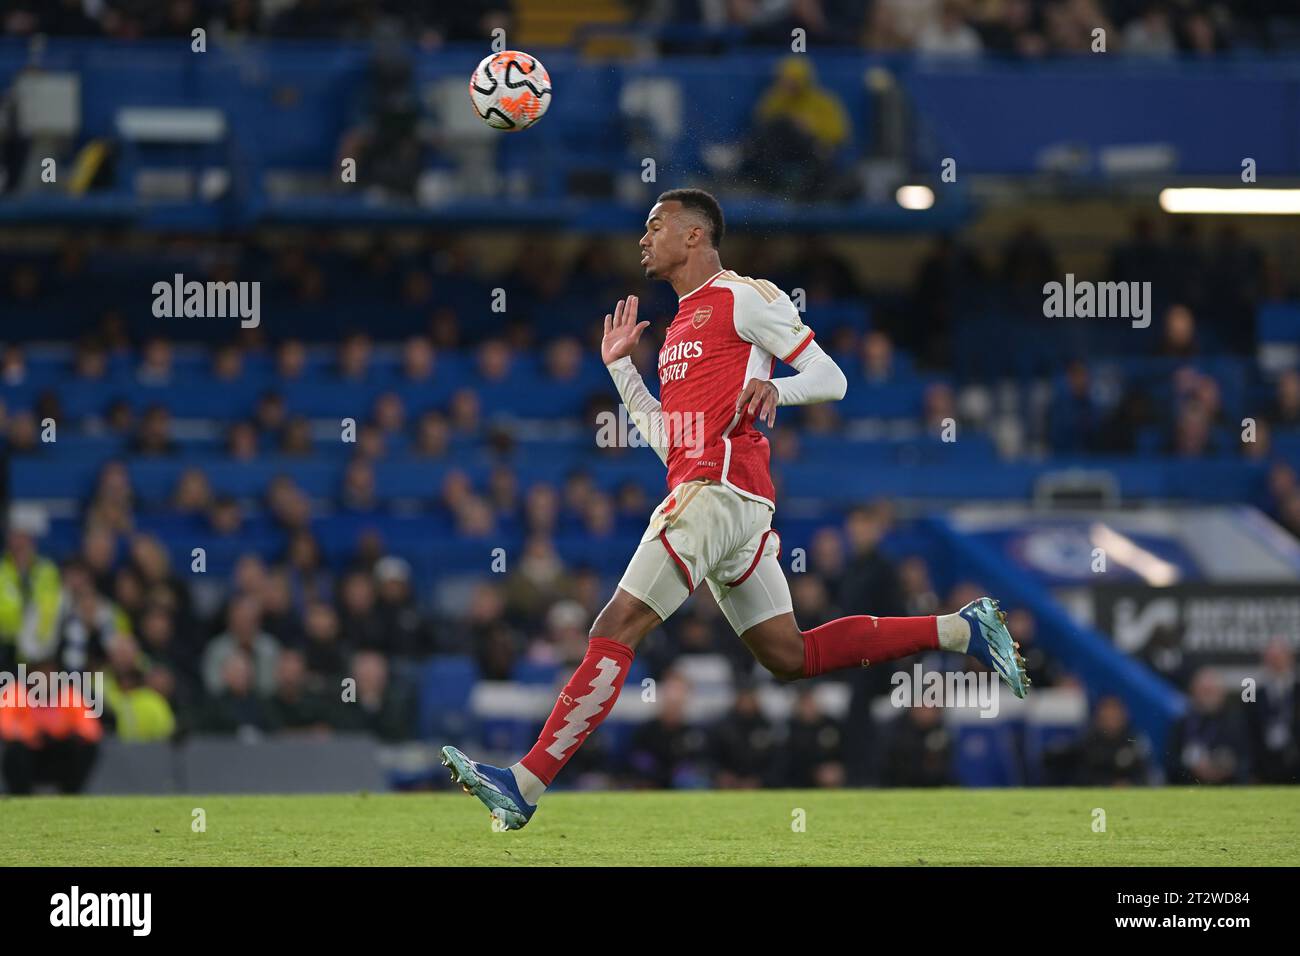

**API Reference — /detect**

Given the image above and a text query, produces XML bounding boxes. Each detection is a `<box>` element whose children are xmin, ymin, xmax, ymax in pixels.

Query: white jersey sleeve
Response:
<box><xmin>606</xmin><ymin>356</ymin><xmax>669</xmax><ymax>465</ymax></box>
<box><xmin>772</xmin><ymin>339</ymin><xmax>847</xmax><ymax>406</ymax></box>
<box><xmin>726</xmin><ymin>274</ymin><xmax>846</xmax><ymax>406</ymax></box>
<box><xmin>730</xmin><ymin>277</ymin><xmax>817</xmax><ymax>364</ymax></box>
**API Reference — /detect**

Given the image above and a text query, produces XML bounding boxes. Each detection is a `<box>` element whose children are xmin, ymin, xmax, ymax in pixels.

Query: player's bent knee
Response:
<box><xmin>754</xmin><ymin>636</ymin><xmax>806</xmax><ymax>682</ymax></box>
<box><xmin>589</xmin><ymin>589</ymin><xmax>662</xmax><ymax>649</ymax></box>
<box><xmin>740</xmin><ymin>614</ymin><xmax>806</xmax><ymax>681</ymax></box>
<box><xmin>760</xmin><ymin>648</ymin><xmax>806</xmax><ymax>683</ymax></box>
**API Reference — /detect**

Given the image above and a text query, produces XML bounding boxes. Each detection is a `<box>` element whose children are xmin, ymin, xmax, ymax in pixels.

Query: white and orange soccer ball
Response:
<box><xmin>469</xmin><ymin>50</ymin><xmax>552</xmax><ymax>131</ymax></box>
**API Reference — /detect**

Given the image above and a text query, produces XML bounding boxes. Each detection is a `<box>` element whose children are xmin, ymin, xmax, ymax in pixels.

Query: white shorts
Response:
<box><xmin>617</xmin><ymin>479</ymin><xmax>793</xmax><ymax>635</ymax></box>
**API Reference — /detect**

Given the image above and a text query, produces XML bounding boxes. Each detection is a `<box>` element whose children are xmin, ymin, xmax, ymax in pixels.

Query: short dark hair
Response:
<box><xmin>656</xmin><ymin>188</ymin><xmax>725</xmax><ymax>249</ymax></box>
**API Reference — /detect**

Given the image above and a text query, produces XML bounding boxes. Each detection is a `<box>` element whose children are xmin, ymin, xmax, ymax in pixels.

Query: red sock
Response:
<box><xmin>519</xmin><ymin>637</ymin><xmax>634</xmax><ymax>785</ymax></box>
<box><xmin>801</xmin><ymin>616</ymin><xmax>939</xmax><ymax>678</ymax></box>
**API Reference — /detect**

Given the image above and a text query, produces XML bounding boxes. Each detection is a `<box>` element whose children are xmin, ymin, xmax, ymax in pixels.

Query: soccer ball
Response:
<box><xmin>469</xmin><ymin>50</ymin><xmax>552</xmax><ymax>131</ymax></box>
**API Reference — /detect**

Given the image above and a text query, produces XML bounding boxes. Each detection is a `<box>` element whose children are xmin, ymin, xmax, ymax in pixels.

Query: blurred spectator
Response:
<box><xmin>4</xmin><ymin>410</ymin><xmax>39</xmax><ymax>455</ymax></box>
<box><xmin>213</xmin><ymin>343</ymin><xmax>244</xmax><ymax>382</ymax></box>
<box><xmin>172</xmin><ymin>468</ymin><xmax>215</xmax><ymax>515</ymax></box>
<box><xmin>897</xmin><ymin>556</ymin><xmax>940</xmax><ymax>616</ymax></box>
<box><xmin>860</xmin><ymin>330</ymin><xmax>898</xmax><ymax>384</ymax></box>
<box><xmin>413</xmin><ymin>410</ymin><xmax>451</xmax><ymax>458</ymax></box>
<box><xmin>0</xmin><ymin>662</ymin><xmax>102</xmax><ymax>795</ymax></box>
<box><xmin>533</xmin><ymin>599</ymin><xmax>590</xmax><ymax>667</ymax></box>
<box><xmin>372</xmin><ymin>392</ymin><xmax>406</xmax><ymax>436</ymax></box>
<box><xmin>1002</xmin><ymin>223</ymin><xmax>1059</xmax><ymax>299</ymax></box>
<box><xmin>49</xmin><ymin>558</ymin><xmax>121</xmax><ymax>671</ymax></box>
<box><xmin>276</xmin><ymin>339</ymin><xmax>308</xmax><ymax>380</ymax></box>
<box><xmin>1166</xmin><ymin>667</ymin><xmax>1251</xmax><ymax>784</ymax></box>
<box><xmin>1268</xmin><ymin>369</ymin><xmax>1300</xmax><ymax>430</ymax></box>
<box><xmin>975</xmin><ymin>0</ymin><xmax>1046</xmax><ymax>56</ymax></box>
<box><xmin>1247</xmin><ymin>638</ymin><xmax>1300</xmax><ymax>783</ymax></box>
<box><xmin>503</xmin><ymin>537</ymin><xmax>569</xmax><ymax>625</ymax></box>
<box><xmin>808</xmin><ymin>526</ymin><xmax>846</xmax><ymax>593</ymax></box>
<box><xmin>86</xmin><ymin>461</ymin><xmax>135</xmax><ymax>534</ymax></box>
<box><xmin>260</xmin><ymin>566</ymin><xmax>304</xmax><ymax>648</ymax></box>
<box><xmin>1159</xmin><ymin>304</ymin><xmax>1199</xmax><ymax>359</ymax></box>
<box><xmin>0</xmin><ymin>522</ymin><xmax>61</xmax><ymax>670</ymax></box>
<box><xmin>917</xmin><ymin>0</ymin><xmax>984</xmax><ymax>56</ymax></box>
<box><xmin>1005</xmin><ymin>609</ymin><xmax>1065</xmax><ymax>689</ymax></box>
<box><xmin>266</xmin><ymin>477</ymin><xmax>312</xmax><ymax>533</ymax></box>
<box><xmin>266</xmin><ymin>650</ymin><xmax>330</xmax><ymax>734</ymax></box>
<box><xmin>341</xmin><ymin>459</ymin><xmax>380</xmax><ymax>513</ymax></box>
<box><xmin>280</xmin><ymin>416</ymin><xmax>315</xmax><ymax>456</ymax></box>
<box><xmin>1</xmin><ymin>344</ymin><xmax>24</xmax><ymax>385</ymax></box>
<box><xmin>214</xmin><ymin>0</ymin><xmax>263</xmax><ymax>41</ymax></box>
<box><xmin>79</xmin><ymin>525</ymin><xmax>117</xmax><ymax>597</ymax></box>
<box><xmin>1047</xmin><ymin>359</ymin><xmax>1101</xmax><ymax>454</ymax></box>
<box><xmin>335</xmin><ymin>38</ymin><xmax>422</xmax><ymax>200</ymax></box>
<box><xmin>1167</xmin><ymin>402</ymin><xmax>1216</xmax><ymax>458</ymax></box>
<box><xmin>838</xmin><ymin>503</ymin><xmax>903</xmax><ymax>616</ymax></box>
<box><xmin>201</xmin><ymin>595</ymin><xmax>280</xmax><ymax>698</ymax></box>
<box><xmin>402</xmin><ymin>335</ymin><xmax>436</xmax><ymax>383</ymax></box>
<box><xmin>626</xmin><ymin>671</ymin><xmax>711</xmax><ymax>788</ymax></box>
<box><xmin>780</xmin><ymin>688</ymin><xmax>847</xmax><ymax>787</ymax></box>
<box><xmin>198</xmin><ymin>651</ymin><xmax>274</xmax><ymax>735</ymax></box>
<box><xmin>137</xmin><ymin>337</ymin><xmax>173</xmax><ymax>385</ymax></box>
<box><xmin>102</xmin><ymin>633</ymin><xmax>176</xmax><ymax>742</ymax></box>
<box><xmin>337</xmin><ymin>568</ymin><xmax>385</xmax><ymax>652</ymax></box>
<box><xmin>255</xmin><ymin>391</ymin><xmax>288</xmax><ymax>436</ymax></box>
<box><xmin>1076</xmin><ymin>696</ymin><xmax>1150</xmax><ymax>786</ymax></box>
<box><xmin>1122</xmin><ymin>1</ymin><xmax>1178</xmax><ymax>56</ymax></box>
<box><xmin>840</xmin><ymin>502</ymin><xmax>907</xmax><ymax>782</ymax></box>
<box><xmin>137</xmin><ymin>601</ymin><xmax>198</xmax><ymax>716</ymax></box>
<box><xmin>882</xmin><ymin>704</ymin><xmax>953</xmax><ymax>787</ymax></box>
<box><xmin>131</xmin><ymin>405</ymin><xmax>177</xmax><ymax>456</ymax></box>
<box><xmin>302</xmin><ymin>599</ymin><xmax>348</xmax><ymax>679</ymax></box>
<box><xmin>286</xmin><ymin>531</ymin><xmax>333</xmax><ymax>610</ymax></box>
<box><xmin>374</xmin><ymin>556</ymin><xmax>432</xmax><ymax>659</ymax></box>
<box><xmin>328</xmin><ymin>650</ymin><xmax>415</xmax><ymax>740</ymax></box>
<box><xmin>337</xmin><ymin>331</ymin><xmax>373</xmax><ymax>382</ymax></box>
<box><xmin>908</xmin><ymin>235</ymin><xmax>984</xmax><ymax>366</ymax></box>
<box><xmin>711</xmin><ymin>684</ymin><xmax>779</xmax><ymax>788</ymax></box>
<box><xmin>738</xmin><ymin>57</ymin><xmax>852</xmax><ymax>200</ymax></box>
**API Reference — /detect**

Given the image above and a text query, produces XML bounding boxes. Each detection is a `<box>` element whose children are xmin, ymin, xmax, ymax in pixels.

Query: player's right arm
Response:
<box><xmin>602</xmin><ymin>295</ymin><xmax>669</xmax><ymax>465</ymax></box>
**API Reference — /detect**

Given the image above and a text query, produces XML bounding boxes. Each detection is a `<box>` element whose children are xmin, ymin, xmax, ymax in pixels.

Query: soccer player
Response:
<box><xmin>442</xmin><ymin>189</ymin><xmax>1028</xmax><ymax>828</ymax></box>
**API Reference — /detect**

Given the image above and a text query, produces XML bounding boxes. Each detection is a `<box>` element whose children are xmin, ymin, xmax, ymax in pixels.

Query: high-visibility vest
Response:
<box><xmin>0</xmin><ymin>555</ymin><xmax>61</xmax><ymax>647</ymax></box>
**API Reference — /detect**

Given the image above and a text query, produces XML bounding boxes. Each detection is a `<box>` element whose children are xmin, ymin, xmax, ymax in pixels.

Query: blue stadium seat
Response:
<box><xmin>509</xmin><ymin>660</ymin><xmax>561</xmax><ymax>685</ymax></box>
<box><xmin>952</xmin><ymin>721</ymin><xmax>1024</xmax><ymax>787</ymax></box>
<box><xmin>416</xmin><ymin>656</ymin><xmax>480</xmax><ymax>741</ymax></box>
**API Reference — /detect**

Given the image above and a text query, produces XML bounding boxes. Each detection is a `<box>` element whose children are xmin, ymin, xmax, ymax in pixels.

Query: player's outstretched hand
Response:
<box><xmin>736</xmin><ymin>377</ymin><xmax>779</xmax><ymax>428</ymax></box>
<box><xmin>601</xmin><ymin>295</ymin><xmax>650</xmax><ymax>365</ymax></box>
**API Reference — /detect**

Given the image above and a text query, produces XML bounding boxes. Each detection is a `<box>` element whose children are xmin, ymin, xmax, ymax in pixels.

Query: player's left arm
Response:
<box><xmin>733</xmin><ymin>284</ymin><xmax>847</xmax><ymax>427</ymax></box>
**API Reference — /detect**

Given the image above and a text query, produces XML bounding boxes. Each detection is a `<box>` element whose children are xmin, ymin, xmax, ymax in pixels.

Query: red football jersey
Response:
<box><xmin>656</xmin><ymin>269</ymin><xmax>815</xmax><ymax>508</ymax></box>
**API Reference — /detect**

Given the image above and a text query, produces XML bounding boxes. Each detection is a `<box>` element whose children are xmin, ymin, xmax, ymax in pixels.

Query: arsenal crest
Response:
<box><xmin>691</xmin><ymin>306</ymin><xmax>712</xmax><ymax>329</ymax></box>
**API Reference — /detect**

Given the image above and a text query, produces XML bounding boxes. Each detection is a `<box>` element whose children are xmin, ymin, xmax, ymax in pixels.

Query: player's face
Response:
<box><xmin>639</xmin><ymin>201</ymin><xmax>688</xmax><ymax>279</ymax></box>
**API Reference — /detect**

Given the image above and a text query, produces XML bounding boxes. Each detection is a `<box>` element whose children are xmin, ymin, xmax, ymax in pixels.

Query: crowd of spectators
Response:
<box><xmin>2</xmin><ymin>219</ymin><xmax>1296</xmax><ymax>523</ymax></box>
<box><xmin>1</xmin><ymin>219</ymin><xmax>1298</xmax><ymax>793</ymax></box>
<box><xmin>5</xmin><ymin>1</ymin><xmax>1299</xmax><ymax>56</ymax></box>
<box><xmin>637</xmin><ymin>0</ymin><xmax>1296</xmax><ymax>57</ymax></box>
<box><xmin>2</xmin><ymin>480</ymin><xmax>1296</xmax><ymax>794</ymax></box>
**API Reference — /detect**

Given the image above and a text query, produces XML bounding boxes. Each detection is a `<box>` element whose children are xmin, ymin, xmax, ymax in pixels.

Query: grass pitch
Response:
<box><xmin>2</xmin><ymin>788</ymin><xmax>1296</xmax><ymax>866</ymax></box>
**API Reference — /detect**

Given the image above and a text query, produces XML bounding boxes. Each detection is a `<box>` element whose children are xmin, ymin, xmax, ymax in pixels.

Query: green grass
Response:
<box><xmin>1</xmin><ymin>788</ymin><xmax>1297</xmax><ymax>866</ymax></box>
